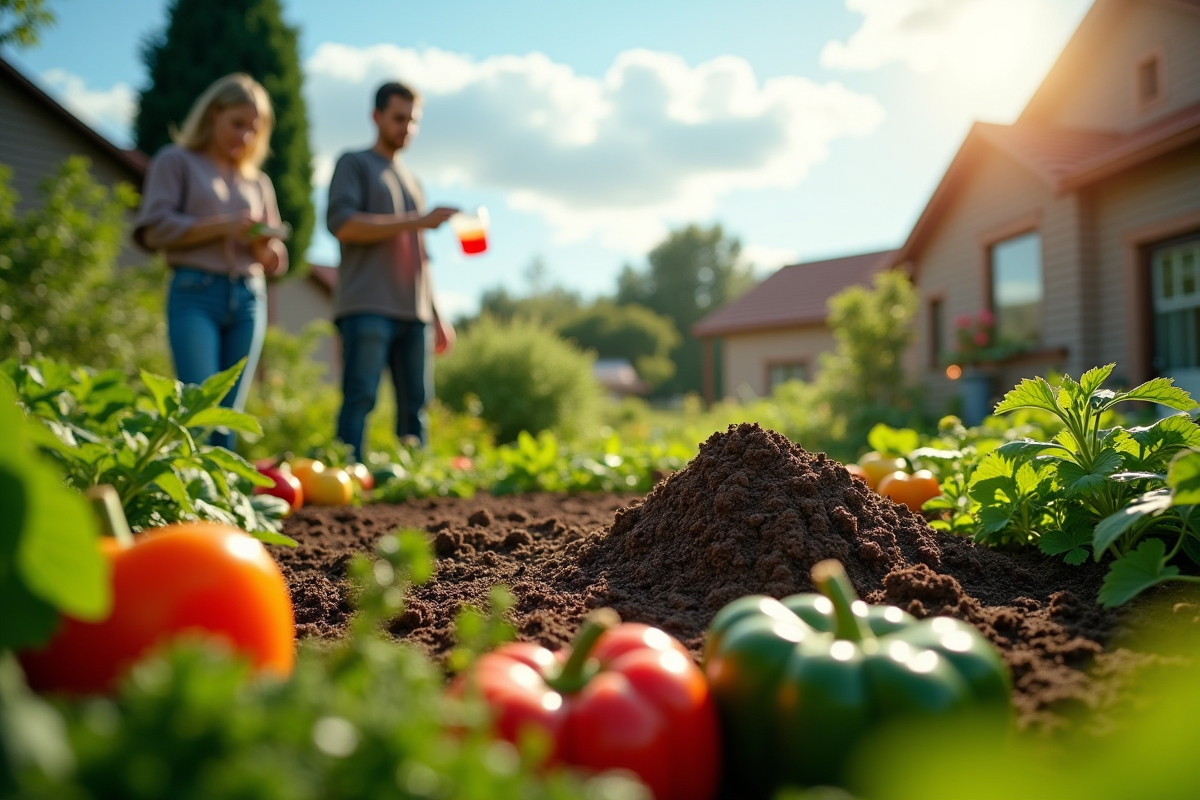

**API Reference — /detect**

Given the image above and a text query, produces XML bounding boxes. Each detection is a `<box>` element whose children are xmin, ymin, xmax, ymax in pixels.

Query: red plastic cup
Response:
<box><xmin>450</xmin><ymin>207</ymin><xmax>489</xmax><ymax>255</ymax></box>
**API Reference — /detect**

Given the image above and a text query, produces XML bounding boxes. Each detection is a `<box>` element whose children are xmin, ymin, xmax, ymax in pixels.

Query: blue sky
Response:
<box><xmin>5</xmin><ymin>0</ymin><xmax>1093</xmax><ymax>318</ymax></box>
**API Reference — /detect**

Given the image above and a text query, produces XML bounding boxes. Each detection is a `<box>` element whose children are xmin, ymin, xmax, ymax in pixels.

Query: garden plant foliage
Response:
<box><xmin>0</xmin><ymin>159</ymin><xmax>169</xmax><ymax>376</ymax></box>
<box><xmin>435</xmin><ymin>315</ymin><xmax>601</xmax><ymax>444</ymax></box>
<box><xmin>1</xmin><ymin>358</ymin><xmax>291</xmax><ymax>542</ymax></box>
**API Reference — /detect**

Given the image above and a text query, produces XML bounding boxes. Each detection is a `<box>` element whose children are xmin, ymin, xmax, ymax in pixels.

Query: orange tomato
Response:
<box><xmin>877</xmin><ymin>469</ymin><xmax>942</xmax><ymax>513</ymax></box>
<box><xmin>305</xmin><ymin>467</ymin><xmax>354</xmax><ymax>506</ymax></box>
<box><xmin>845</xmin><ymin>463</ymin><xmax>868</xmax><ymax>482</ymax></box>
<box><xmin>290</xmin><ymin>458</ymin><xmax>324</xmax><ymax>504</ymax></box>
<box><xmin>858</xmin><ymin>451</ymin><xmax>907</xmax><ymax>489</ymax></box>
<box><xmin>20</xmin><ymin>522</ymin><xmax>295</xmax><ymax>694</ymax></box>
<box><xmin>345</xmin><ymin>462</ymin><xmax>375</xmax><ymax>492</ymax></box>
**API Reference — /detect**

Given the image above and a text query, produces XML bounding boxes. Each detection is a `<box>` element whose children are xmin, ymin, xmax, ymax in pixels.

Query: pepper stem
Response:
<box><xmin>86</xmin><ymin>485</ymin><xmax>134</xmax><ymax>549</ymax></box>
<box><xmin>544</xmin><ymin>608</ymin><xmax>620</xmax><ymax>694</ymax></box>
<box><xmin>811</xmin><ymin>559</ymin><xmax>874</xmax><ymax>643</ymax></box>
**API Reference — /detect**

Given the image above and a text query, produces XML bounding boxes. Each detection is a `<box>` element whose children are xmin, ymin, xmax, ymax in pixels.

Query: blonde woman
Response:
<box><xmin>134</xmin><ymin>73</ymin><xmax>287</xmax><ymax>449</ymax></box>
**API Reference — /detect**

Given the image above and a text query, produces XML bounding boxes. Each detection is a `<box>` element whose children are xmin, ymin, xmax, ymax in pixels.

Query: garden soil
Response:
<box><xmin>275</xmin><ymin>423</ymin><xmax>1200</xmax><ymax>735</ymax></box>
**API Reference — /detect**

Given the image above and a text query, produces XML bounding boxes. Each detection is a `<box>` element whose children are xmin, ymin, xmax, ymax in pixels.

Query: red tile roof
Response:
<box><xmin>979</xmin><ymin>101</ymin><xmax>1200</xmax><ymax>191</ymax></box>
<box><xmin>692</xmin><ymin>249</ymin><xmax>898</xmax><ymax>338</ymax></box>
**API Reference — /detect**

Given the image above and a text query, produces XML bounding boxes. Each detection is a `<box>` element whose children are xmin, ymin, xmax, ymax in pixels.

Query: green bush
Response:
<box><xmin>241</xmin><ymin>322</ymin><xmax>341</xmax><ymax>460</ymax></box>
<box><xmin>435</xmin><ymin>316</ymin><xmax>600</xmax><ymax>444</ymax></box>
<box><xmin>0</xmin><ymin>158</ymin><xmax>169</xmax><ymax>376</ymax></box>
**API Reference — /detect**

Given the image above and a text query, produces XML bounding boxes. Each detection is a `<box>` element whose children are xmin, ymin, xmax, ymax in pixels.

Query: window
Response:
<box><xmin>1152</xmin><ymin>236</ymin><xmax>1200</xmax><ymax>374</ymax></box>
<box><xmin>929</xmin><ymin>297</ymin><xmax>944</xmax><ymax>369</ymax></box>
<box><xmin>990</xmin><ymin>231</ymin><xmax>1043</xmax><ymax>349</ymax></box>
<box><xmin>1138</xmin><ymin>55</ymin><xmax>1161</xmax><ymax>106</ymax></box>
<box><xmin>768</xmin><ymin>362</ymin><xmax>807</xmax><ymax>389</ymax></box>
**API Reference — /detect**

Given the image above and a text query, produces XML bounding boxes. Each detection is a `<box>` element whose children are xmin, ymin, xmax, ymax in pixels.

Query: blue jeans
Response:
<box><xmin>336</xmin><ymin>314</ymin><xmax>430</xmax><ymax>459</ymax></box>
<box><xmin>167</xmin><ymin>267</ymin><xmax>267</xmax><ymax>450</ymax></box>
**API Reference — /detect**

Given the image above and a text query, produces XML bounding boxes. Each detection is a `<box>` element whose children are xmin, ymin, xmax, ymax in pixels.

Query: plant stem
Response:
<box><xmin>544</xmin><ymin>608</ymin><xmax>620</xmax><ymax>695</ymax></box>
<box><xmin>812</xmin><ymin>560</ymin><xmax>875</xmax><ymax>642</ymax></box>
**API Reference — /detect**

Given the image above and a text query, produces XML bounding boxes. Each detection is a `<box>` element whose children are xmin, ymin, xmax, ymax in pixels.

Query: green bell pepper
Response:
<box><xmin>703</xmin><ymin>559</ymin><xmax>1010</xmax><ymax>793</ymax></box>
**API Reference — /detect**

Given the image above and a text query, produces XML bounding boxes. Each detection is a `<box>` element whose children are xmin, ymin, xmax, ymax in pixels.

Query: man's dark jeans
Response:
<box><xmin>336</xmin><ymin>314</ymin><xmax>430</xmax><ymax>459</ymax></box>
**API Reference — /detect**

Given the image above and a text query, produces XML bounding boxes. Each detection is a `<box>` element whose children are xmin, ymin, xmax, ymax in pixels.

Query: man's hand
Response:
<box><xmin>434</xmin><ymin>315</ymin><xmax>456</xmax><ymax>356</ymax></box>
<box><xmin>418</xmin><ymin>207</ymin><xmax>458</xmax><ymax>229</ymax></box>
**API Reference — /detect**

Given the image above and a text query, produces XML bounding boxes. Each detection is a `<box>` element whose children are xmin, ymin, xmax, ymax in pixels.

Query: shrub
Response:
<box><xmin>435</xmin><ymin>316</ymin><xmax>600</xmax><ymax>443</ymax></box>
<box><xmin>241</xmin><ymin>321</ymin><xmax>341</xmax><ymax>460</ymax></box>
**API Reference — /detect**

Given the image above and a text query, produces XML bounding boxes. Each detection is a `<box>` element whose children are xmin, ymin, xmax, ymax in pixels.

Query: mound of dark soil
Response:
<box><xmin>274</xmin><ymin>423</ymin><xmax>1198</xmax><ymax>733</ymax></box>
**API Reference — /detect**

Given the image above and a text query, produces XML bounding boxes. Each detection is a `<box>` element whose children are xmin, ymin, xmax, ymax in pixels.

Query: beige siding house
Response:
<box><xmin>0</xmin><ymin>55</ymin><xmax>148</xmax><ymax>266</ymax></box>
<box><xmin>897</xmin><ymin>0</ymin><xmax>1200</xmax><ymax>413</ymax></box>
<box><xmin>695</xmin><ymin>0</ymin><xmax>1200</xmax><ymax>417</ymax></box>
<box><xmin>693</xmin><ymin>250</ymin><xmax>896</xmax><ymax>402</ymax></box>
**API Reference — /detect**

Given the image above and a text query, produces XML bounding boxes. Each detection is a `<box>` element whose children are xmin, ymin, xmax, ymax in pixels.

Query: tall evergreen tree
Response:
<box><xmin>135</xmin><ymin>0</ymin><xmax>313</xmax><ymax>270</ymax></box>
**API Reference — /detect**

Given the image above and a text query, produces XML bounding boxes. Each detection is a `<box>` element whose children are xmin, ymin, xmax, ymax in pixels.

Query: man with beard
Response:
<box><xmin>326</xmin><ymin>81</ymin><xmax>458</xmax><ymax>458</ymax></box>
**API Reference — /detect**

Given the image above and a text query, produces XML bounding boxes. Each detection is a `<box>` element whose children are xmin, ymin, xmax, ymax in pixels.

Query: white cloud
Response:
<box><xmin>821</xmin><ymin>0</ymin><xmax>1077</xmax><ymax>121</ymax></box>
<box><xmin>741</xmin><ymin>243</ymin><xmax>800</xmax><ymax>276</ymax></box>
<box><xmin>40</xmin><ymin>69</ymin><xmax>136</xmax><ymax>147</ymax></box>
<box><xmin>434</xmin><ymin>289</ymin><xmax>478</xmax><ymax>321</ymax></box>
<box><xmin>305</xmin><ymin>45</ymin><xmax>884</xmax><ymax>252</ymax></box>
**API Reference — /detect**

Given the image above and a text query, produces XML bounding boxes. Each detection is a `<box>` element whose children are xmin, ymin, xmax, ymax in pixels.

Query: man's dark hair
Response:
<box><xmin>375</xmin><ymin>81</ymin><xmax>420</xmax><ymax>111</ymax></box>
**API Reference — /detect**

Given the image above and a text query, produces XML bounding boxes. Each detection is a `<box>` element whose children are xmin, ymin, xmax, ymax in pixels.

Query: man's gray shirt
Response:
<box><xmin>327</xmin><ymin>149</ymin><xmax>433</xmax><ymax>323</ymax></box>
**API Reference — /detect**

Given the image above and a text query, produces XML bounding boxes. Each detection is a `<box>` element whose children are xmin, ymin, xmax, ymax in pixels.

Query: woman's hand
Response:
<box><xmin>251</xmin><ymin>236</ymin><xmax>287</xmax><ymax>277</ymax></box>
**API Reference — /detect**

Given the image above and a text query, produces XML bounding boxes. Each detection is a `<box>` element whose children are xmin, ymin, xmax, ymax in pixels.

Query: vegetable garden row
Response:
<box><xmin>2</xmin><ymin>357</ymin><xmax>1199</xmax><ymax>799</ymax></box>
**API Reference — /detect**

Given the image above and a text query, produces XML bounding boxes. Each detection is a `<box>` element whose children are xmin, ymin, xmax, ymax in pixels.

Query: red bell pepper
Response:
<box><xmin>456</xmin><ymin>609</ymin><xmax>720</xmax><ymax>800</ymax></box>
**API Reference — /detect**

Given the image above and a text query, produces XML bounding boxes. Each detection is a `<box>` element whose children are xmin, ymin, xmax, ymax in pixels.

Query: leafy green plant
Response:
<box><xmin>971</xmin><ymin>365</ymin><xmax>1199</xmax><ymax>604</ymax></box>
<box><xmin>0</xmin><ymin>382</ymin><xmax>107</xmax><ymax>651</ymax></box>
<box><xmin>435</xmin><ymin>315</ymin><xmax>601</xmax><ymax>444</ymax></box>
<box><xmin>2</xmin><ymin>357</ymin><xmax>292</xmax><ymax>543</ymax></box>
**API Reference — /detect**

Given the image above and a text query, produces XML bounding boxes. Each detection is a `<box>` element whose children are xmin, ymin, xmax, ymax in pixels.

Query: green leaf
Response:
<box><xmin>1079</xmin><ymin>364</ymin><xmax>1115</xmax><ymax>397</ymax></box>
<box><xmin>202</xmin><ymin>448</ymin><xmax>274</xmax><ymax>487</ymax></box>
<box><xmin>1057</xmin><ymin>448</ymin><xmax>1124</xmax><ymax>494</ymax></box>
<box><xmin>1039</xmin><ymin>526</ymin><xmax>1091</xmax><ymax>565</ymax></box>
<box><xmin>977</xmin><ymin>505</ymin><xmax>1014</xmax><ymax>536</ymax></box>
<box><xmin>1093</xmin><ymin>489</ymin><xmax>1172</xmax><ymax>558</ymax></box>
<box><xmin>195</xmin><ymin>359</ymin><xmax>247</xmax><ymax>410</ymax></box>
<box><xmin>1120</xmin><ymin>377</ymin><xmax>1198</xmax><ymax>411</ymax></box>
<box><xmin>1183</xmin><ymin>532</ymin><xmax>1200</xmax><ymax>567</ymax></box>
<box><xmin>186</xmin><ymin>407</ymin><xmax>263</xmax><ymax>436</ymax></box>
<box><xmin>1167</xmin><ymin>449</ymin><xmax>1200</xmax><ymax>505</ymax></box>
<box><xmin>139</xmin><ymin>370</ymin><xmax>181</xmax><ymax>417</ymax></box>
<box><xmin>250</xmin><ymin>529</ymin><xmax>298</xmax><ymax>547</ymax></box>
<box><xmin>1121</xmin><ymin>415</ymin><xmax>1200</xmax><ymax>469</ymax></box>
<box><xmin>0</xmin><ymin>389</ymin><xmax>110</xmax><ymax>643</ymax></box>
<box><xmin>153</xmin><ymin>469</ymin><xmax>196</xmax><ymax>515</ymax></box>
<box><xmin>993</xmin><ymin>438</ymin><xmax>1069</xmax><ymax>462</ymax></box>
<box><xmin>1098</xmin><ymin>538</ymin><xmax>1178</xmax><ymax>607</ymax></box>
<box><xmin>867</xmin><ymin>424</ymin><xmax>920</xmax><ymax>458</ymax></box>
<box><xmin>994</xmin><ymin>377</ymin><xmax>1061</xmax><ymax>417</ymax></box>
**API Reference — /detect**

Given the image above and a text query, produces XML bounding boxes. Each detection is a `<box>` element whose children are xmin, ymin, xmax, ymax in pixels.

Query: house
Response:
<box><xmin>898</xmin><ymin>0</ymin><xmax>1200</xmax><ymax>412</ymax></box>
<box><xmin>593</xmin><ymin>358</ymin><xmax>651</xmax><ymax>399</ymax></box>
<box><xmin>694</xmin><ymin>0</ymin><xmax>1200</xmax><ymax>416</ymax></box>
<box><xmin>0</xmin><ymin>54</ymin><xmax>148</xmax><ymax>265</ymax></box>
<box><xmin>267</xmin><ymin>264</ymin><xmax>342</xmax><ymax>380</ymax></box>
<box><xmin>693</xmin><ymin>249</ymin><xmax>897</xmax><ymax>402</ymax></box>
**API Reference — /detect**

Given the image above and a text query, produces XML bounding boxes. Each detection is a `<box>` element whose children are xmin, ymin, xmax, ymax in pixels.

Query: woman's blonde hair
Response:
<box><xmin>172</xmin><ymin>73</ymin><xmax>274</xmax><ymax>176</ymax></box>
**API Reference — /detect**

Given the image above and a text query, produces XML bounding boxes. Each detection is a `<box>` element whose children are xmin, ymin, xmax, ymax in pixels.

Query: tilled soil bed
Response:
<box><xmin>275</xmin><ymin>423</ymin><xmax>1198</xmax><ymax>734</ymax></box>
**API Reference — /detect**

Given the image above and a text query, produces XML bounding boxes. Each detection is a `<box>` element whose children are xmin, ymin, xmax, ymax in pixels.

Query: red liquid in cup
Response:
<box><xmin>459</xmin><ymin>232</ymin><xmax>487</xmax><ymax>255</ymax></box>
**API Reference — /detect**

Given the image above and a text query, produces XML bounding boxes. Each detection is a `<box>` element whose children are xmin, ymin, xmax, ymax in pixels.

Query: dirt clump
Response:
<box><xmin>276</xmin><ymin>423</ymin><xmax>1198</xmax><ymax>733</ymax></box>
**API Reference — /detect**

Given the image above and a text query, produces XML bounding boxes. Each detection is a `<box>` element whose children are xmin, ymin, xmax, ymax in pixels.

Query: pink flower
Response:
<box><xmin>973</xmin><ymin>331</ymin><xmax>990</xmax><ymax>346</ymax></box>
<box><xmin>955</xmin><ymin>314</ymin><xmax>972</xmax><ymax>329</ymax></box>
<box><xmin>977</xmin><ymin>308</ymin><xmax>995</xmax><ymax>326</ymax></box>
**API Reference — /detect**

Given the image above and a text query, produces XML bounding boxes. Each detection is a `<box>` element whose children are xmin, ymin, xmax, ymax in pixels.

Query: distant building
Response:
<box><xmin>692</xmin><ymin>250</ymin><xmax>896</xmax><ymax>403</ymax></box>
<box><xmin>592</xmin><ymin>358</ymin><xmax>650</xmax><ymax>399</ymax></box>
<box><xmin>0</xmin><ymin>54</ymin><xmax>148</xmax><ymax>266</ymax></box>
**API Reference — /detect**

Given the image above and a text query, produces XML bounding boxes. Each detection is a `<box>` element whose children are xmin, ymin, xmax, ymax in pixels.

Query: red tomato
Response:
<box><xmin>20</xmin><ymin>522</ymin><xmax>295</xmax><ymax>694</ymax></box>
<box><xmin>877</xmin><ymin>469</ymin><xmax>942</xmax><ymax>513</ymax></box>
<box><xmin>254</xmin><ymin>466</ymin><xmax>303</xmax><ymax>513</ymax></box>
<box><xmin>450</xmin><ymin>456</ymin><xmax>473</xmax><ymax>471</ymax></box>
<box><xmin>453</xmin><ymin>613</ymin><xmax>720</xmax><ymax>800</ymax></box>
